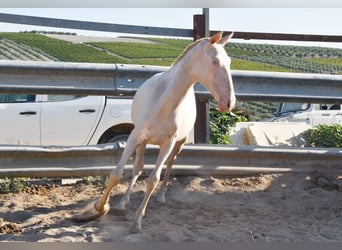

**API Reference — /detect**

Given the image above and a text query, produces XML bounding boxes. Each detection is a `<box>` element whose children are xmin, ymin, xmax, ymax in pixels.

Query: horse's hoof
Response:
<box><xmin>72</xmin><ymin>201</ymin><xmax>110</xmax><ymax>223</ymax></box>
<box><xmin>156</xmin><ymin>193</ymin><xmax>166</xmax><ymax>204</ymax></box>
<box><xmin>129</xmin><ymin>222</ymin><xmax>142</xmax><ymax>234</ymax></box>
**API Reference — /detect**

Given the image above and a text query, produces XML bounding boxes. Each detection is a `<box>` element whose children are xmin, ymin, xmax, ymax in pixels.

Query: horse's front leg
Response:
<box><xmin>112</xmin><ymin>143</ymin><xmax>146</xmax><ymax>213</ymax></box>
<box><xmin>129</xmin><ymin>138</ymin><xmax>177</xmax><ymax>233</ymax></box>
<box><xmin>73</xmin><ymin>129</ymin><xmax>141</xmax><ymax>222</ymax></box>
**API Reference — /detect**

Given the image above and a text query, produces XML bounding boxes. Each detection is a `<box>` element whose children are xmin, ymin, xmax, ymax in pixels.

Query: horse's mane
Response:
<box><xmin>171</xmin><ymin>37</ymin><xmax>210</xmax><ymax>67</ymax></box>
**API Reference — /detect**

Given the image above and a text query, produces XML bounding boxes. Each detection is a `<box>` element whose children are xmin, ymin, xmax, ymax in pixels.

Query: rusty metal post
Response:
<box><xmin>193</xmin><ymin>14</ymin><xmax>206</xmax><ymax>40</ymax></box>
<box><xmin>193</xmin><ymin>13</ymin><xmax>210</xmax><ymax>143</ymax></box>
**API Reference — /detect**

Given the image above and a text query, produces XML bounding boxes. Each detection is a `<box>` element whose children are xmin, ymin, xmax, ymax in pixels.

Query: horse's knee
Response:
<box><xmin>111</xmin><ymin>167</ymin><xmax>123</xmax><ymax>177</ymax></box>
<box><xmin>109</xmin><ymin>170</ymin><xmax>123</xmax><ymax>184</ymax></box>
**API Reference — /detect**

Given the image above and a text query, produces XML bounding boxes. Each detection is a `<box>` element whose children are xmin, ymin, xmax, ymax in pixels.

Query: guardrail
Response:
<box><xmin>1</xmin><ymin>60</ymin><xmax>341</xmax><ymax>103</ymax></box>
<box><xmin>0</xmin><ymin>143</ymin><xmax>341</xmax><ymax>178</ymax></box>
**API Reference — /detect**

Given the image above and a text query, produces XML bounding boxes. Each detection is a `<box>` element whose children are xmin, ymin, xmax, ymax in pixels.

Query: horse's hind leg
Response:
<box><xmin>157</xmin><ymin>138</ymin><xmax>186</xmax><ymax>204</ymax></box>
<box><xmin>73</xmin><ymin>129</ymin><xmax>141</xmax><ymax>222</ymax></box>
<box><xmin>112</xmin><ymin>143</ymin><xmax>146</xmax><ymax>213</ymax></box>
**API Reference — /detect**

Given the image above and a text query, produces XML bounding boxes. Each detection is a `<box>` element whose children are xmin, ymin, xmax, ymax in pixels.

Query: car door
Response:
<box><xmin>0</xmin><ymin>94</ymin><xmax>41</xmax><ymax>145</ymax></box>
<box><xmin>311</xmin><ymin>104</ymin><xmax>342</xmax><ymax>126</ymax></box>
<box><xmin>40</xmin><ymin>95</ymin><xmax>105</xmax><ymax>146</ymax></box>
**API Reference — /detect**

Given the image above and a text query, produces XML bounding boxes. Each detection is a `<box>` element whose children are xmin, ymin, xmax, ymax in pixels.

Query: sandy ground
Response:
<box><xmin>0</xmin><ymin>172</ymin><xmax>341</xmax><ymax>242</ymax></box>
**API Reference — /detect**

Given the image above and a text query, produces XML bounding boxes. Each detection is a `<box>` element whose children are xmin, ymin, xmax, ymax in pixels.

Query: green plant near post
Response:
<box><xmin>209</xmin><ymin>109</ymin><xmax>247</xmax><ymax>144</ymax></box>
<box><xmin>303</xmin><ymin>124</ymin><xmax>342</xmax><ymax>148</ymax></box>
<box><xmin>0</xmin><ymin>178</ymin><xmax>26</xmax><ymax>193</ymax></box>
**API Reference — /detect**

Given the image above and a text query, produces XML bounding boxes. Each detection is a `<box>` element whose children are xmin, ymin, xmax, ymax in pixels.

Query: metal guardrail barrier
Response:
<box><xmin>0</xmin><ymin>60</ymin><xmax>341</xmax><ymax>103</ymax></box>
<box><xmin>0</xmin><ymin>144</ymin><xmax>341</xmax><ymax>178</ymax></box>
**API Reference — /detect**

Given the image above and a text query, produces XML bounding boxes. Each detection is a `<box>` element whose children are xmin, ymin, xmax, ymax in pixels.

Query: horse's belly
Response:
<box><xmin>143</xmin><ymin>108</ymin><xmax>196</xmax><ymax>145</ymax></box>
<box><xmin>175</xmin><ymin>108</ymin><xmax>196</xmax><ymax>141</ymax></box>
<box><xmin>175</xmin><ymin>92</ymin><xmax>197</xmax><ymax>134</ymax></box>
<box><xmin>146</xmin><ymin>130</ymin><xmax>176</xmax><ymax>145</ymax></box>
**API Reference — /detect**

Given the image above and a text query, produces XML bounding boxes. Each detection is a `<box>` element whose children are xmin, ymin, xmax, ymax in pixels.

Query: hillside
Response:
<box><xmin>2</xmin><ymin>32</ymin><xmax>342</xmax><ymax>74</ymax></box>
<box><xmin>0</xmin><ymin>38</ymin><xmax>58</xmax><ymax>61</ymax></box>
<box><xmin>1</xmin><ymin>32</ymin><xmax>342</xmax><ymax>120</ymax></box>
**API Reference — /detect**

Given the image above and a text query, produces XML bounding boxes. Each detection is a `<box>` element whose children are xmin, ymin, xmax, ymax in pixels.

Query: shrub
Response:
<box><xmin>303</xmin><ymin>124</ymin><xmax>342</xmax><ymax>148</ymax></box>
<box><xmin>0</xmin><ymin>178</ymin><xmax>26</xmax><ymax>193</ymax></box>
<box><xmin>210</xmin><ymin>109</ymin><xmax>247</xmax><ymax>144</ymax></box>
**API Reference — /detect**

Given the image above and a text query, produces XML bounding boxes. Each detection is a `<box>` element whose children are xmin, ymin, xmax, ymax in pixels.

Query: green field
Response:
<box><xmin>2</xmin><ymin>32</ymin><xmax>342</xmax><ymax>74</ymax></box>
<box><xmin>1</xmin><ymin>31</ymin><xmax>342</xmax><ymax>120</ymax></box>
<box><xmin>0</xmin><ymin>33</ymin><xmax>128</xmax><ymax>63</ymax></box>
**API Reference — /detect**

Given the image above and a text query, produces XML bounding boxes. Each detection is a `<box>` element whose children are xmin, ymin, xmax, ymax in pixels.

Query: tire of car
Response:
<box><xmin>103</xmin><ymin>133</ymin><xmax>135</xmax><ymax>164</ymax></box>
<box><xmin>105</xmin><ymin>133</ymin><xmax>130</xmax><ymax>145</ymax></box>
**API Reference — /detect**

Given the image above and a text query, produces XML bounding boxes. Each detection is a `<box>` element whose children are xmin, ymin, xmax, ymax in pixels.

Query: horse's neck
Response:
<box><xmin>135</xmin><ymin>44</ymin><xmax>200</xmax><ymax>118</ymax></box>
<box><xmin>160</xmin><ymin>61</ymin><xmax>197</xmax><ymax>113</ymax></box>
<box><xmin>169</xmin><ymin>65</ymin><xmax>195</xmax><ymax>91</ymax></box>
<box><xmin>169</xmin><ymin>45</ymin><xmax>200</xmax><ymax>86</ymax></box>
<box><xmin>166</xmin><ymin>45</ymin><xmax>201</xmax><ymax>94</ymax></box>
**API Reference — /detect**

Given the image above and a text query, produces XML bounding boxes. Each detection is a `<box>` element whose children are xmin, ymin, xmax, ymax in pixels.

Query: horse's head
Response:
<box><xmin>195</xmin><ymin>32</ymin><xmax>236</xmax><ymax>112</ymax></box>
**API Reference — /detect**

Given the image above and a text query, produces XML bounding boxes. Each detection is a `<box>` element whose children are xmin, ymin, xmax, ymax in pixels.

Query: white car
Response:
<box><xmin>0</xmin><ymin>94</ymin><xmax>134</xmax><ymax>146</ymax></box>
<box><xmin>267</xmin><ymin>102</ymin><xmax>342</xmax><ymax>126</ymax></box>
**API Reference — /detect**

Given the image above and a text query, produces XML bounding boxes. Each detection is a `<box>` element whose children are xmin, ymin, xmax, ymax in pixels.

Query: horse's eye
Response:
<box><xmin>213</xmin><ymin>60</ymin><xmax>219</xmax><ymax>66</ymax></box>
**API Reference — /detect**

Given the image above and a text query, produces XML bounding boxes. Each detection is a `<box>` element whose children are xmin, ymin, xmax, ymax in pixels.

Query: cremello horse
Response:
<box><xmin>74</xmin><ymin>32</ymin><xmax>236</xmax><ymax>233</ymax></box>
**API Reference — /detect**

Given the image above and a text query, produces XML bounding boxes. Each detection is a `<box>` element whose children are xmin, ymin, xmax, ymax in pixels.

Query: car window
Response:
<box><xmin>329</xmin><ymin>104</ymin><xmax>341</xmax><ymax>110</ymax></box>
<box><xmin>0</xmin><ymin>94</ymin><xmax>35</xmax><ymax>103</ymax></box>
<box><xmin>279</xmin><ymin>103</ymin><xmax>310</xmax><ymax>114</ymax></box>
<box><xmin>46</xmin><ymin>95</ymin><xmax>84</xmax><ymax>102</ymax></box>
<box><xmin>319</xmin><ymin>104</ymin><xmax>341</xmax><ymax>110</ymax></box>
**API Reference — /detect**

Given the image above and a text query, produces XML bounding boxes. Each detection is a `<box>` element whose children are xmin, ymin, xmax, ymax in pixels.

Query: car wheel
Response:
<box><xmin>105</xmin><ymin>133</ymin><xmax>135</xmax><ymax>165</ymax></box>
<box><xmin>105</xmin><ymin>133</ymin><xmax>130</xmax><ymax>145</ymax></box>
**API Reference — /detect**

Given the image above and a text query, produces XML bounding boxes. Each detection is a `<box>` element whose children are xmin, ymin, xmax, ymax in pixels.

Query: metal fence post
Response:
<box><xmin>193</xmin><ymin>13</ymin><xmax>210</xmax><ymax>144</ymax></box>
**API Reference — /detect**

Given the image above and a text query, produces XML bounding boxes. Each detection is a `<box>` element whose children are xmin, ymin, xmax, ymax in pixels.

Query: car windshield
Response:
<box><xmin>278</xmin><ymin>103</ymin><xmax>310</xmax><ymax>114</ymax></box>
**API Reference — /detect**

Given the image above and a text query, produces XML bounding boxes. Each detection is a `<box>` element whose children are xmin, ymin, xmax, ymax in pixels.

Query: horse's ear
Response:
<box><xmin>210</xmin><ymin>32</ymin><xmax>223</xmax><ymax>44</ymax></box>
<box><xmin>219</xmin><ymin>32</ymin><xmax>234</xmax><ymax>45</ymax></box>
